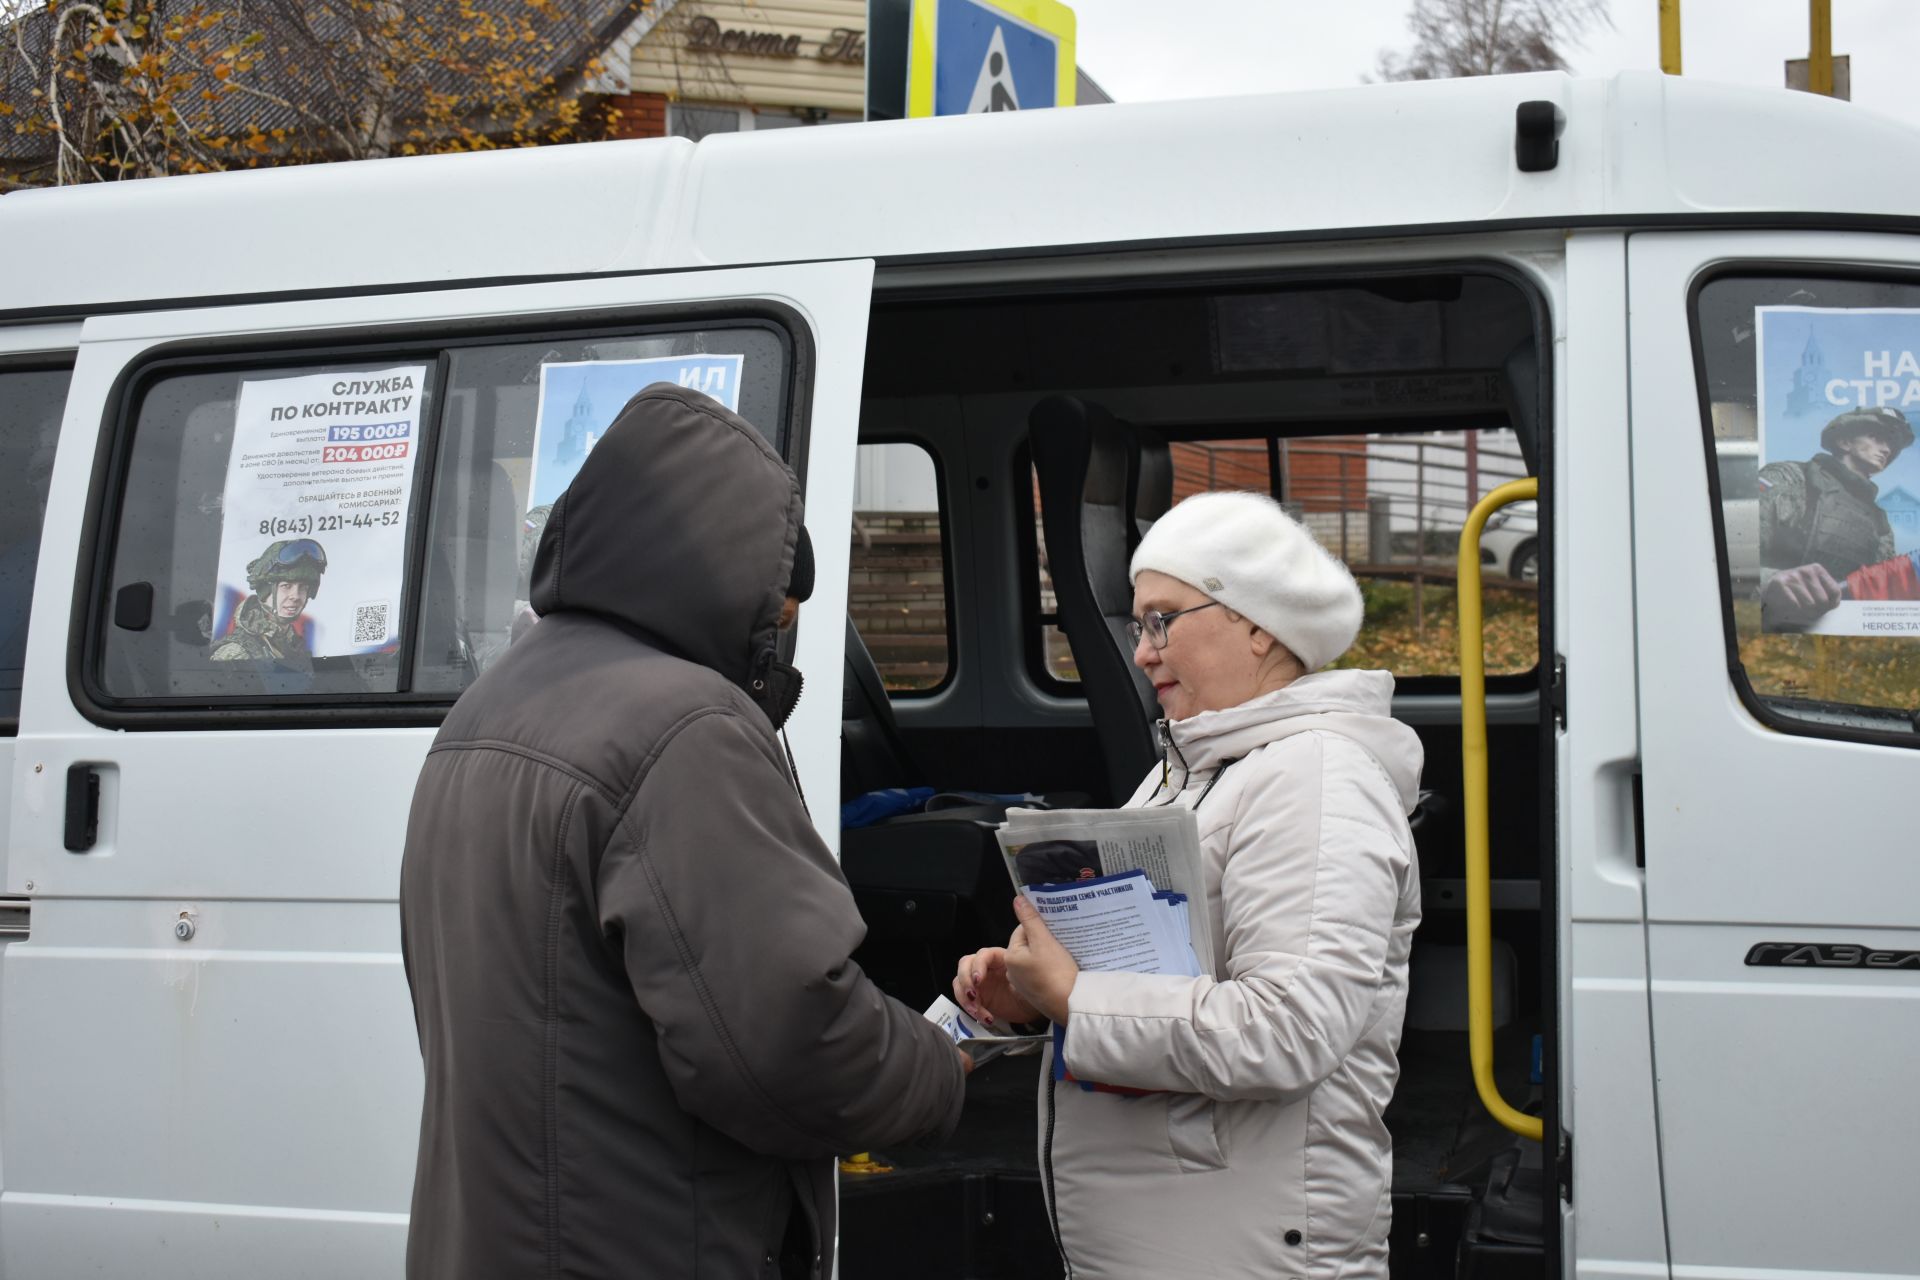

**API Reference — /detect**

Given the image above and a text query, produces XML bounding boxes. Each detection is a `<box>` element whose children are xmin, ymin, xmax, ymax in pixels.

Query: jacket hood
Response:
<box><xmin>1165</xmin><ymin>668</ymin><xmax>1424</xmax><ymax>812</ymax></box>
<box><xmin>529</xmin><ymin>384</ymin><xmax>802</xmax><ymax>689</ymax></box>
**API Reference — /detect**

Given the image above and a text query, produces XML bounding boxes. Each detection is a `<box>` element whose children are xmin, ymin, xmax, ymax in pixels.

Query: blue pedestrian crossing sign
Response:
<box><xmin>906</xmin><ymin>0</ymin><xmax>1076</xmax><ymax>118</ymax></box>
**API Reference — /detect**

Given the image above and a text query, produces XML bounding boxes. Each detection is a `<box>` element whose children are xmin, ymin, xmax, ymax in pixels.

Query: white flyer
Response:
<box><xmin>922</xmin><ymin>995</ymin><xmax>1047</xmax><ymax>1064</ymax></box>
<box><xmin>1019</xmin><ymin>871</ymin><xmax>1205</xmax><ymax>979</ymax></box>
<box><xmin>527</xmin><ymin>355</ymin><xmax>745</xmax><ymax>511</ymax></box>
<box><xmin>209</xmin><ymin>365</ymin><xmax>427</xmax><ymax>662</ymax></box>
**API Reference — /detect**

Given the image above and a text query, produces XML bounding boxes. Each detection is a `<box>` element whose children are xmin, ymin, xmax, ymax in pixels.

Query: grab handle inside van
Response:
<box><xmin>1457</xmin><ymin>478</ymin><xmax>1544</xmax><ymax>1143</ymax></box>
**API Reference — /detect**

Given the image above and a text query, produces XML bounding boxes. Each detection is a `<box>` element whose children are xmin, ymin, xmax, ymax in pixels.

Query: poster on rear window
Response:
<box><xmin>1755</xmin><ymin>307</ymin><xmax>1920</xmax><ymax>636</ymax></box>
<box><xmin>526</xmin><ymin>355</ymin><xmax>744</xmax><ymax>511</ymax></box>
<box><xmin>208</xmin><ymin>365</ymin><xmax>427</xmax><ymax>663</ymax></box>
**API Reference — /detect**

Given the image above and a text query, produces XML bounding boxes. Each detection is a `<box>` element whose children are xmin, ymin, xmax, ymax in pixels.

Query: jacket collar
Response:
<box><xmin>1814</xmin><ymin>451</ymin><xmax>1881</xmax><ymax>502</ymax></box>
<box><xmin>1155</xmin><ymin>668</ymin><xmax>1423</xmax><ymax>812</ymax></box>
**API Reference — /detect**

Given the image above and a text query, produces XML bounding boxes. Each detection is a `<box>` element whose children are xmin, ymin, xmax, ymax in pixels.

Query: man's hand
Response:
<box><xmin>1004</xmin><ymin>896</ymin><xmax>1080</xmax><ymax>1026</ymax></box>
<box><xmin>1762</xmin><ymin>563</ymin><xmax>1845</xmax><ymax>622</ymax></box>
<box><xmin>953</xmin><ymin>946</ymin><xmax>1041</xmax><ymax>1027</ymax></box>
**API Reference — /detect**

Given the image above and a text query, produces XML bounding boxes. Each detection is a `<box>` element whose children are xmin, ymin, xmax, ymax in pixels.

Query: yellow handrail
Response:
<box><xmin>1457</xmin><ymin>477</ymin><xmax>1544</xmax><ymax>1142</ymax></box>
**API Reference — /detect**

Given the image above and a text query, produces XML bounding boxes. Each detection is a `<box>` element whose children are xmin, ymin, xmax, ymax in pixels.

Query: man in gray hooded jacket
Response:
<box><xmin>399</xmin><ymin>384</ymin><xmax>966</xmax><ymax>1279</ymax></box>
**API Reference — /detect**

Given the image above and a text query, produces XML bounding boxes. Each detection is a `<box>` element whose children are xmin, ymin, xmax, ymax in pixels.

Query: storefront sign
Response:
<box><xmin>685</xmin><ymin>16</ymin><xmax>866</xmax><ymax>64</ymax></box>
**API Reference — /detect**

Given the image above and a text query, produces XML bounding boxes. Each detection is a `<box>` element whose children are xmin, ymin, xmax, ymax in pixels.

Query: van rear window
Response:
<box><xmin>1028</xmin><ymin>424</ymin><xmax>1538</xmax><ymax>686</ymax></box>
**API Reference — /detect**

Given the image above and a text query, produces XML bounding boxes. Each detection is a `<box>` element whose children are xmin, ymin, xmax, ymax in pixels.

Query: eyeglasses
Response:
<box><xmin>1126</xmin><ymin>601</ymin><xmax>1223</xmax><ymax>650</ymax></box>
<box><xmin>273</xmin><ymin>539</ymin><xmax>327</xmax><ymax>569</ymax></box>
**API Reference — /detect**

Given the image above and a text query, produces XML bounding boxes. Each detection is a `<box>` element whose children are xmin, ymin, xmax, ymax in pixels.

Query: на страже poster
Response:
<box><xmin>210</xmin><ymin>365</ymin><xmax>427</xmax><ymax>661</ymax></box>
<box><xmin>1757</xmin><ymin>307</ymin><xmax>1920</xmax><ymax>635</ymax></box>
<box><xmin>526</xmin><ymin>355</ymin><xmax>744</xmax><ymax>511</ymax></box>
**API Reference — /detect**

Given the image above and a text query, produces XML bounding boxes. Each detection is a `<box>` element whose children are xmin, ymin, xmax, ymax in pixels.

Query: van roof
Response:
<box><xmin>6</xmin><ymin>70</ymin><xmax>1919</xmax><ymax>320</ymax></box>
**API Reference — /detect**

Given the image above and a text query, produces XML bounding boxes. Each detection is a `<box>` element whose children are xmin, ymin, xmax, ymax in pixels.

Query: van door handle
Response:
<box><xmin>64</xmin><ymin>764</ymin><xmax>100</xmax><ymax>852</ymax></box>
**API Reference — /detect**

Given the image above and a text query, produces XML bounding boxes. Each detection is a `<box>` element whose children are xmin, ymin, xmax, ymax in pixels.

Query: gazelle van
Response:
<box><xmin>2</xmin><ymin>69</ymin><xmax>1917</xmax><ymax>1279</ymax></box>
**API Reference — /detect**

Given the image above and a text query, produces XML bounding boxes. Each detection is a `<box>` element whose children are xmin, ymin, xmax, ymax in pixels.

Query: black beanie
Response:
<box><xmin>788</xmin><ymin>526</ymin><xmax>815</xmax><ymax>602</ymax></box>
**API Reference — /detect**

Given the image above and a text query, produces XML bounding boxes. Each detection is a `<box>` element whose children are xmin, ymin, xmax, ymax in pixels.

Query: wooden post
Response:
<box><xmin>1340</xmin><ymin>452</ymin><xmax>1351</xmax><ymax>559</ymax></box>
<box><xmin>1810</xmin><ymin>0</ymin><xmax>1834</xmax><ymax>96</ymax></box>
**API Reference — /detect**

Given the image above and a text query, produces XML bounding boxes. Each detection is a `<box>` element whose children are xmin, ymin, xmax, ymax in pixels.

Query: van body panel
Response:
<box><xmin>0</xmin><ymin>322</ymin><xmax>80</xmax><ymax>1237</ymax></box>
<box><xmin>1</xmin><ymin>138</ymin><xmax>695</xmax><ymax>319</ymax></box>
<box><xmin>4</xmin><ymin>1195</ymin><xmax>405</xmax><ymax>1280</ymax></box>
<box><xmin>10</xmin><ymin>74</ymin><xmax>1920</xmax><ymax>322</ymax></box>
<box><xmin>1558</xmin><ymin>232</ymin><xmax>1669</xmax><ymax>1275</ymax></box>
<box><xmin>680</xmin><ymin>75</ymin><xmax>1568</xmax><ymax>265</ymax></box>
<box><xmin>0</xmin><ymin>323</ymin><xmax>78</xmax><ymax>895</ymax></box>
<box><xmin>2</xmin><ymin>261</ymin><xmax>870</xmax><ymax>1274</ymax></box>
<box><xmin>1628</xmin><ymin>231</ymin><xmax>1920</xmax><ymax>1278</ymax></box>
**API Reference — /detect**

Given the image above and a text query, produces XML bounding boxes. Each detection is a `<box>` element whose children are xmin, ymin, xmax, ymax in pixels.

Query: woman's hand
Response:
<box><xmin>1004</xmin><ymin>896</ymin><xmax>1079</xmax><ymax>1026</ymax></box>
<box><xmin>953</xmin><ymin>946</ymin><xmax>1041</xmax><ymax>1028</ymax></box>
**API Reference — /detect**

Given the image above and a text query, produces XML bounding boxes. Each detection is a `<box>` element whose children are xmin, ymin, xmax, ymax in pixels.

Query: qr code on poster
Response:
<box><xmin>354</xmin><ymin>601</ymin><xmax>391</xmax><ymax>646</ymax></box>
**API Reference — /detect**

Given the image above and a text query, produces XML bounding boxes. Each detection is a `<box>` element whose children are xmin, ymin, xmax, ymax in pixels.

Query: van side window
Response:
<box><xmin>410</xmin><ymin>326</ymin><xmax>790</xmax><ymax>694</ymax></box>
<box><xmin>1027</xmin><ymin>425</ymin><xmax>1538</xmax><ymax>684</ymax></box>
<box><xmin>98</xmin><ymin>363</ymin><xmax>433</xmax><ymax>702</ymax></box>
<box><xmin>1</xmin><ymin>366</ymin><xmax>71</xmax><ymax>728</ymax></box>
<box><xmin>1695</xmin><ymin>275</ymin><xmax>1920</xmax><ymax>744</ymax></box>
<box><xmin>93</xmin><ymin>324</ymin><xmax>789</xmax><ymax>710</ymax></box>
<box><xmin>850</xmin><ymin>442</ymin><xmax>950</xmax><ymax>694</ymax></box>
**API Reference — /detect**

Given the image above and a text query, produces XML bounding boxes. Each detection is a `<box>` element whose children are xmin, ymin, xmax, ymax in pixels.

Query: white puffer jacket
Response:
<box><xmin>1045</xmin><ymin>668</ymin><xmax>1423</xmax><ymax>1279</ymax></box>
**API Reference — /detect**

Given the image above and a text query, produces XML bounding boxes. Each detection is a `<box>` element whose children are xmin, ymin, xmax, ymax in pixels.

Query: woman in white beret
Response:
<box><xmin>954</xmin><ymin>490</ymin><xmax>1424</xmax><ymax>1279</ymax></box>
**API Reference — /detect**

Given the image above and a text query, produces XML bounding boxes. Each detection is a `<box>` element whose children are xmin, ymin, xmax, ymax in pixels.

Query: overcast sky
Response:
<box><xmin>1070</xmin><ymin>0</ymin><xmax>1920</xmax><ymax>130</ymax></box>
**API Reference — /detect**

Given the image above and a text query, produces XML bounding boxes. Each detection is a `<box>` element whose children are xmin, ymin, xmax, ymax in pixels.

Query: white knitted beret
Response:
<box><xmin>1129</xmin><ymin>490</ymin><xmax>1364</xmax><ymax>671</ymax></box>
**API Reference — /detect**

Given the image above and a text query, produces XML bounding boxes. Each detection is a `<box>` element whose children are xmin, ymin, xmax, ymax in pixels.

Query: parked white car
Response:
<box><xmin>1481</xmin><ymin>501</ymin><xmax>1540</xmax><ymax>581</ymax></box>
<box><xmin>1716</xmin><ymin>441</ymin><xmax>1760</xmax><ymax>585</ymax></box>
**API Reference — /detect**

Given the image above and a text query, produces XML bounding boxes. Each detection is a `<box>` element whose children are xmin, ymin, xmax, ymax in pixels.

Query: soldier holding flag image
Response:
<box><xmin>1759</xmin><ymin>407</ymin><xmax>1912</xmax><ymax>626</ymax></box>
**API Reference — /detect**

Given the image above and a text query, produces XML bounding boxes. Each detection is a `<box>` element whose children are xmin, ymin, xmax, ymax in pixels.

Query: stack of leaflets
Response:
<box><xmin>1015</xmin><ymin>869</ymin><xmax>1204</xmax><ymax>979</ymax></box>
<box><xmin>920</xmin><ymin>806</ymin><xmax>1214</xmax><ymax>1089</ymax></box>
<box><xmin>994</xmin><ymin>806</ymin><xmax>1215</xmax><ymax>979</ymax></box>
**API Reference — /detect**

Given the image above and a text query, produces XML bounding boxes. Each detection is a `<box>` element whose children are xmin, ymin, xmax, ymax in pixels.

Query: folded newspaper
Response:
<box><xmin>994</xmin><ymin>806</ymin><xmax>1216</xmax><ymax>980</ymax></box>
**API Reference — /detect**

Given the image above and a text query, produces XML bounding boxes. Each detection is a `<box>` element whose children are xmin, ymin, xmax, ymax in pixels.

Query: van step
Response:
<box><xmin>842</xmin><ymin>1178</ymin><xmax>1516</xmax><ymax>1278</ymax></box>
<box><xmin>840</xmin><ymin>1172</ymin><xmax>1058</xmax><ymax>1280</ymax></box>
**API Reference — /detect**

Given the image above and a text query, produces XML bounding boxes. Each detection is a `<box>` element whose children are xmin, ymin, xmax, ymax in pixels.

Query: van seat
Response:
<box><xmin>1029</xmin><ymin>395</ymin><xmax>1163</xmax><ymax>805</ymax></box>
<box><xmin>840</xmin><ymin>618</ymin><xmax>1082</xmax><ymax>1008</ymax></box>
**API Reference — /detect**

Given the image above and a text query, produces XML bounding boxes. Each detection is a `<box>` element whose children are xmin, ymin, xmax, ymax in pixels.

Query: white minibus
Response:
<box><xmin>2</xmin><ymin>70</ymin><xmax>1916</xmax><ymax>1279</ymax></box>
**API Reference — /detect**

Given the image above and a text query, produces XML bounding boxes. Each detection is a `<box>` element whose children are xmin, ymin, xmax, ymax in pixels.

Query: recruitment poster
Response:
<box><xmin>1755</xmin><ymin>307</ymin><xmax>1920</xmax><ymax>636</ymax></box>
<box><xmin>526</xmin><ymin>355</ymin><xmax>744</xmax><ymax>511</ymax></box>
<box><xmin>209</xmin><ymin>365</ymin><xmax>428</xmax><ymax>660</ymax></box>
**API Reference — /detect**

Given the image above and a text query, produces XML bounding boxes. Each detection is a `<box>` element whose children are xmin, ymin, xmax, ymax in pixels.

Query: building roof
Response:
<box><xmin>0</xmin><ymin>0</ymin><xmax>642</xmax><ymax>171</ymax></box>
<box><xmin>5</xmin><ymin>71</ymin><xmax>1920</xmax><ymax>318</ymax></box>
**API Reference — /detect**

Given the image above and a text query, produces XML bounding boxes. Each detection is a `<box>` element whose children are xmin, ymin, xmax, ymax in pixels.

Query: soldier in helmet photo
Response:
<box><xmin>1759</xmin><ymin>406</ymin><xmax>1914</xmax><ymax>627</ymax></box>
<box><xmin>210</xmin><ymin>538</ymin><xmax>328</xmax><ymax>663</ymax></box>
